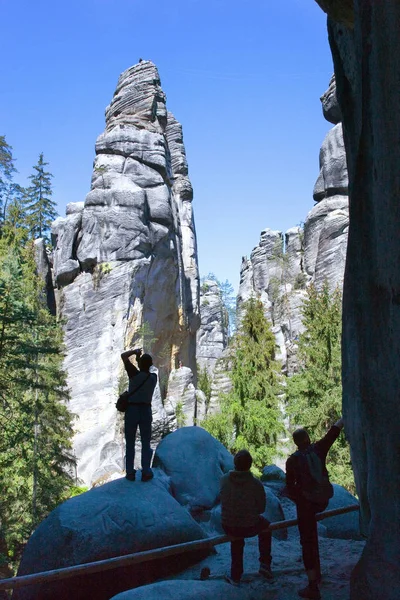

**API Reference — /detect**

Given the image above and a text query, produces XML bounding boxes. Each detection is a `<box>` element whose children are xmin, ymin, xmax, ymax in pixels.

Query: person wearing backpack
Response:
<box><xmin>284</xmin><ymin>417</ymin><xmax>344</xmax><ymax>599</ymax></box>
<box><xmin>121</xmin><ymin>348</ymin><xmax>157</xmax><ymax>482</ymax></box>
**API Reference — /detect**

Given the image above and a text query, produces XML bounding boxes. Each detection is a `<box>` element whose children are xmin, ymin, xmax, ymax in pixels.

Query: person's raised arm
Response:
<box><xmin>316</xmin><ymin>416</ymin><xmax>344</xmax><ymax>455</ymax></box>
<box><xmin>121</xmin><ymin>348</ymin><xmax>141</xmax><ymax>378</ymax></box>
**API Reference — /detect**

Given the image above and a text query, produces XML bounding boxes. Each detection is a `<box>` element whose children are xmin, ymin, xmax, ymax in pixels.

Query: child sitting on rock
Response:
<box><xmin>220</xmin><ymin>449</ymin><xmax>274</xmax><ymax>586</ymax></box>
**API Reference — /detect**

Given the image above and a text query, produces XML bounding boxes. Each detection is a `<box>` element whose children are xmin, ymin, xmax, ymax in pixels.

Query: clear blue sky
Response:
<box><xmin>1</xmin><ymin>0</ymin><xmax>333</xmax><ymax>291</ymax></box>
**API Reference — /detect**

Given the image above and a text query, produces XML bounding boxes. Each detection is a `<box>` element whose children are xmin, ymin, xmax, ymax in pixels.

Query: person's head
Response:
<box><xmin>234</xmin><ymin>449</ymin><xmax>252</xmax><ymax>472</ymax></box>
<box><xmin>293</xmin><ymin>428</ymin><xmax>311</xmax><ymax>450</ymax></box>
<box><xmin>138</xmin><ymin>353</ymin><xmax>153</xmax><ymax>372</ymax></box>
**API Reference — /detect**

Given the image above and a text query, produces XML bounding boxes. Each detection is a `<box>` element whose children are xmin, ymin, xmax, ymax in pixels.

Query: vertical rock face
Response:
<box><xmin>196</xmin><ymin>280</ymin><xmax>229</xmax><ymax>374</ymax></box>
<box><xmin>237</xmin><ymin>76</ymin><xmax>349</xmax><ymax>375</ymax></box>
<box><xmin>322</xmin><ymin>3</ymin><xmax>400</xmax><ymax>598</ymax></box>
<box><xmin>51</xmin><ymin>61</ymin><xmax>200</xmax><ymax>487</ymax></box>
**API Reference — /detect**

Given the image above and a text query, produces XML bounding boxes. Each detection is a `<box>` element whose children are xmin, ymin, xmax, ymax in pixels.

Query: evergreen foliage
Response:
<box><xmin>0</xmin><ymin>136</ymin><xmax>26</xmax><ymax>233</ymax></box>
<box><xmin>0</xmin><ymin>145</ymin><xmax>75</xmax><ymax>570</ymax></box>
<box><xmin>202</xmin><ymin>297</ymin><xmax>283</xmax><ymax>472</ymax></box>
<box><xmin>285</xmin><ymin>282</ymin><xmax>355</xmax><ymax>492</ymax></box>
<box><xmin>26</xmin><ymin>153</ymin><xmax>57</xmax><ymax>243</ymax></box>
<box><xmin>197</xmin><ymin>364</ymin><xmax>212</xmax><ymax>411</ymax></box>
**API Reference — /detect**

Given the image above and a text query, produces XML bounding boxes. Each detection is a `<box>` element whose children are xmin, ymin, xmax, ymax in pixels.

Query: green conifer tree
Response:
<box><xmin>26</xmin><ymin>153</ymin><xmax>57</xmax><ymax>243</ymax></box>
<box><xmin>202</xmin><ymin>297</ymin><xmax>283</xmax><ymax>472</ymax></box>
<box><xmin>285</xmin><ymin>282</ymin><xmax>355</xmax><ymax>492</ymax></box>
<box><xmin>0</xmin><ymin>242</ymin><xmax>75</xmax><ymax>567</ymax></box>
<box><xmin>0</xmin><ymin>136</ymin><xmax>25</xmax><ymax>231</ymax></box>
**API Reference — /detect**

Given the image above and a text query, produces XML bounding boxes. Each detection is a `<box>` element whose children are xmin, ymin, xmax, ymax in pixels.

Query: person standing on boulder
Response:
<box><xmin>121</xmin><ymin>348</ymin><xmax>157</xmax><ymax>482</ymax></box>
<box><xmin>220</xmin><ymin>449</ymin><xmax>274</xmax><ymax>586</ymax></box>
<box><xmin>284</xmin><ymin>417</ymin><xmax>344</xmax><ymax>600</ymax></box>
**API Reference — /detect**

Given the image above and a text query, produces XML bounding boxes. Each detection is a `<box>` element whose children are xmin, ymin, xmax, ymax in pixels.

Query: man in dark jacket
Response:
<box><xmin>121</xmin><ymin>348</ymin><xmax>157</xmax><ymax>482</ymax></box>
<box><xmin>220</xmin><ymin>449</ymin><xmax>273</xmax><ymax>586</ymax></box>
<box><xmin>285</xmin><ymin>417</ymin><xmax>344</xmax><ymax>599</ymax></box>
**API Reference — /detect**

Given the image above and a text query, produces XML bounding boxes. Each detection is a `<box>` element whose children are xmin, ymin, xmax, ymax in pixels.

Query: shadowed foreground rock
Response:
<box><xmin>110</xmin><ymin>580</ymin><xmax>244</xmax><ymax>600</ymax></box>
<box><xmin>13</xmin><ymin>474</ymin><xmax>206</xmax><ymax>600</ymax></box>
<box><xmin>314</xmin><ymin>0</ymin><xmax>400</xmax><ymax>598</ymax></box>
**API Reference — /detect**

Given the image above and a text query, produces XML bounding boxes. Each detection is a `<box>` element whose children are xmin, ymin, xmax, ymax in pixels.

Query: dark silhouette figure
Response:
<box><xmin>284</xmin><ymin>417</ymin><xmax>344</xmax><ymax>599</ymax></box>
<box><xmin>121</xmin><ymin>348</ymin><xmax>157</xmax><ymax>482</ymax></box>
<box><xmin>220</xmin><ymin>449</ymin><xmax>274</xmax><ymax>586</ymax></box>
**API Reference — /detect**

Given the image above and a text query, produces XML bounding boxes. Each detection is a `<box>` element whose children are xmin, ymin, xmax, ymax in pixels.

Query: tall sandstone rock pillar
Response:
<box><xmin>315</xmin><ymin>1</ymin><xmax>400</xmax><ymax>598</ymax></box>
<box><xmin>51</xmin><ymin>61</ymin><xmax>200</xmax><ymax>486</ymax></box>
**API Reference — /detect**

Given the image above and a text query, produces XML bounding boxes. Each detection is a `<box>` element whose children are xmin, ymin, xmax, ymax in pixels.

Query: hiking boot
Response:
<box><xmin>259</xmin><ymin>564</ymin><xmax>275</xmax><ymax>582</ymax></box>
<box><xmin>298</xmin><ymin>583</ymin><xmax>321</xmax><ymax>599</ymax></box>
<box><xmin>125</xmin><ymin>472</ymin><xmax>135</xmax><ymax>481</ymax></box>
<box><xmin>224</xmin><ymin>573</ymin><xmax>240</xmax><ymax>587</ymax></box>
<box><xmin>141</xmin><ymin>471</ymin><xmax>154</xmax><ymax>482</ymax></box>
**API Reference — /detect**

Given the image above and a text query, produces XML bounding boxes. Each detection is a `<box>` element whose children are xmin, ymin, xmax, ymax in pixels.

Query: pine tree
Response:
<box><xmin>0</xmin><ymin>242</ymin><xmax>75</xmax><ymax>567</ymax></box>
<box><xmin>285</xmin><ymin>282</ymin><xmax>355</xmax><ymax>492</ymax></box>
<box><xmin>202</xmin><ymin>273</ymin><xmax>236</xmax><ymax>337</ymax></box>
<box><xmin>26</xmin><ymin>153</ymin><xmax>57</xmax><ymax>243</ymax></box>
<box><xmin>0</xmin><ymin>136</ymin><xmax>23</xmax><ymax>230</ymax></box>
<box><xmin>202</xmin><ymin>297</ymin><xmax>283</xmax><ymax>472</ymax></box>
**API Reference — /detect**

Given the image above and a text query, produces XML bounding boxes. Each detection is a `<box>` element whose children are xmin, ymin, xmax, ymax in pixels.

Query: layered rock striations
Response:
<box><xmin>51</xmin><ymin>61</ymin><xmax>200</xmax><ymax>486</ymax></box>
<box><xmin>237</xmin><ymin>76</ymin><xmax>349</xmax><ymax>374</ymax></box>
<box><xmin>196</xmin><ymin>279</ymin><xmax>229</xmax><ymax>374</ymax></box>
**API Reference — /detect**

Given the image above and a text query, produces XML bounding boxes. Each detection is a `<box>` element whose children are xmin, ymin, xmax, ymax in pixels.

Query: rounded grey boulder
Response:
<box><xmin>13</xmin><ymin>473</ymin><xmax>206</xmax><ymax>600</ymax></box>
<box><xmin>110</xmin><ymin>579</ymin><xmax>244</xmax><ymax>600</ymax></box>
<box><xmin>153</xmin><ymin>426</ymin><xmax>234</xmax><ymax>511</ymax></box>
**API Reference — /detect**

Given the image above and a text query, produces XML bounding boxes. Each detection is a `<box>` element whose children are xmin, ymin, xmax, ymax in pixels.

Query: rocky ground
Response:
<box><xmin>110</xmin><ymin>531</ymin><xmax>365</xmax><ymax>599</ymax></box>
<box><xmin>172</xmin><ymin>533</ymin><xmax>365</xmax><ymax>600</ymax></box>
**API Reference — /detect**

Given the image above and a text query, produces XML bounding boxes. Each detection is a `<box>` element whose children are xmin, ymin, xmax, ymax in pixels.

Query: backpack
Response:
<box><xmin>294</xmin><ymin>445</ymin><xmax>334</xmax><ymax>505</ymax></box>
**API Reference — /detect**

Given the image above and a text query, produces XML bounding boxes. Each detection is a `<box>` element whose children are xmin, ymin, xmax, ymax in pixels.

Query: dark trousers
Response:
<box><xmin>124</xmin><ymin>404</ymin><xmax>153</xmax><ymax>475</ymax></box>
<box><xmin>296</xmin><ymin>499</ymin><xmax>327</xmax><ymax>577</ymax></box>
<box><xmin>223</xmin><ymin>516</ymin><xmax>272</xmax><ymax>581</ymax></box>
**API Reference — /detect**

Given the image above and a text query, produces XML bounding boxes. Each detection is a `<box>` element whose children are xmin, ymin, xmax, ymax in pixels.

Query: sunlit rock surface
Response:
<box><xmin>237</xmin><ymin>76</ymin><xmax>348</xmax><ymax>375</ymax></box>
<box><xmin>51</xmin><ymin>61</ymin><xmax>200</xmax><ymax>486</ymax></box>
<box><xmin>196</xmin><ymin>279</ymin><xmax>229</xmax><ymax>374</ymax></box>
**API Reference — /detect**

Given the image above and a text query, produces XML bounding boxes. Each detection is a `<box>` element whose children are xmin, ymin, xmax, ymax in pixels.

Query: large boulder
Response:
<box><xmin>110</xmin><ymin>580</ymin><xmax>244</xmax><ymax>600</ymax></box>
<box><xmin>13</xmin><ymin>474</ymin><xmax>206</xmax><ymax>600</ymax></box>
<box><xmin>153</xmin><ymin>426</ymin><xmax>234</xmax><ymax>511</ymax></box>
<box><xmin>324</xmin><ymin>484</ymin><xmax>361</xmax><ymax>540</ymax></box>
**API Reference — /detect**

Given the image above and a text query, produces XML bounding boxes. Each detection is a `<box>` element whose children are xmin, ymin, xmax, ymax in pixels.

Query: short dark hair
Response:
<box><xmin>234</xmin><ymin>449</ymin><xmax>252</xmax><ymax>472</ymax></box>
<box><xmin>139</xmin><ymin>354</ymin><xmax>153</xmax><ymax>371</ymax></box>
<box><xmin>293</xmin><ymin>428</ymin><xmax>310</xmax><ymax>448</ymax></box>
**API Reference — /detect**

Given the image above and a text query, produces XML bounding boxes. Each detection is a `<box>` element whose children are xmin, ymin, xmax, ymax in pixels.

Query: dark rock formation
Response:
<box><xmin>51</xmin><ymin>61</ymin><xmax>200</xmax><ymax>487</ymax></box>
<box><xmin>13</xmin><ymin>473</ymin><xmax>206</xmax><ymax>600</ymax></box>
<box><xmin>320</xmin><ymin>75</ymin><xmax>342</xmax><ymax>125</ymax></box>
<box><xmin>315</xmin><ymin>1</ymin><xmax>400</xmax><ymax>597</ymax></box>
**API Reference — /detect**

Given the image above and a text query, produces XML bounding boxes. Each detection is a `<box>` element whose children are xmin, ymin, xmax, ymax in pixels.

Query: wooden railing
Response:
<box><xmin>0</xmin><ymin>503</ymin><xmax>359</xmax><ymax>592</ymax></box>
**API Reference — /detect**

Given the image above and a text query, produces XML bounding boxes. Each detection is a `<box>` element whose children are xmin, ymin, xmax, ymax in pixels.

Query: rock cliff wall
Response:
<box><xmin>196</xmin><ymin>279</ymin><xmax>229</xmax><ymax>374</ymax></box>
<box><xmin>51</xmin><ymin>61</ymin><xmax>200</xmax><ymax>486</ymax></box>
<box><xmin>319</xmin><ymin>2</ymin><xmax>400</xmax><ymax>598</ymax></box>
<box><xmin>237</xmin><ymin>76</ymin><xmax>349</xmax><ymax>375</ymax></box>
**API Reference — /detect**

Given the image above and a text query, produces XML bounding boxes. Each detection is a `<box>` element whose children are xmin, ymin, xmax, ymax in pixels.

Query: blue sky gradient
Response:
<box><xmin>1</xmin><ymin>0</ymin><xmax>333</xmax><ymax>290</ymax></box>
